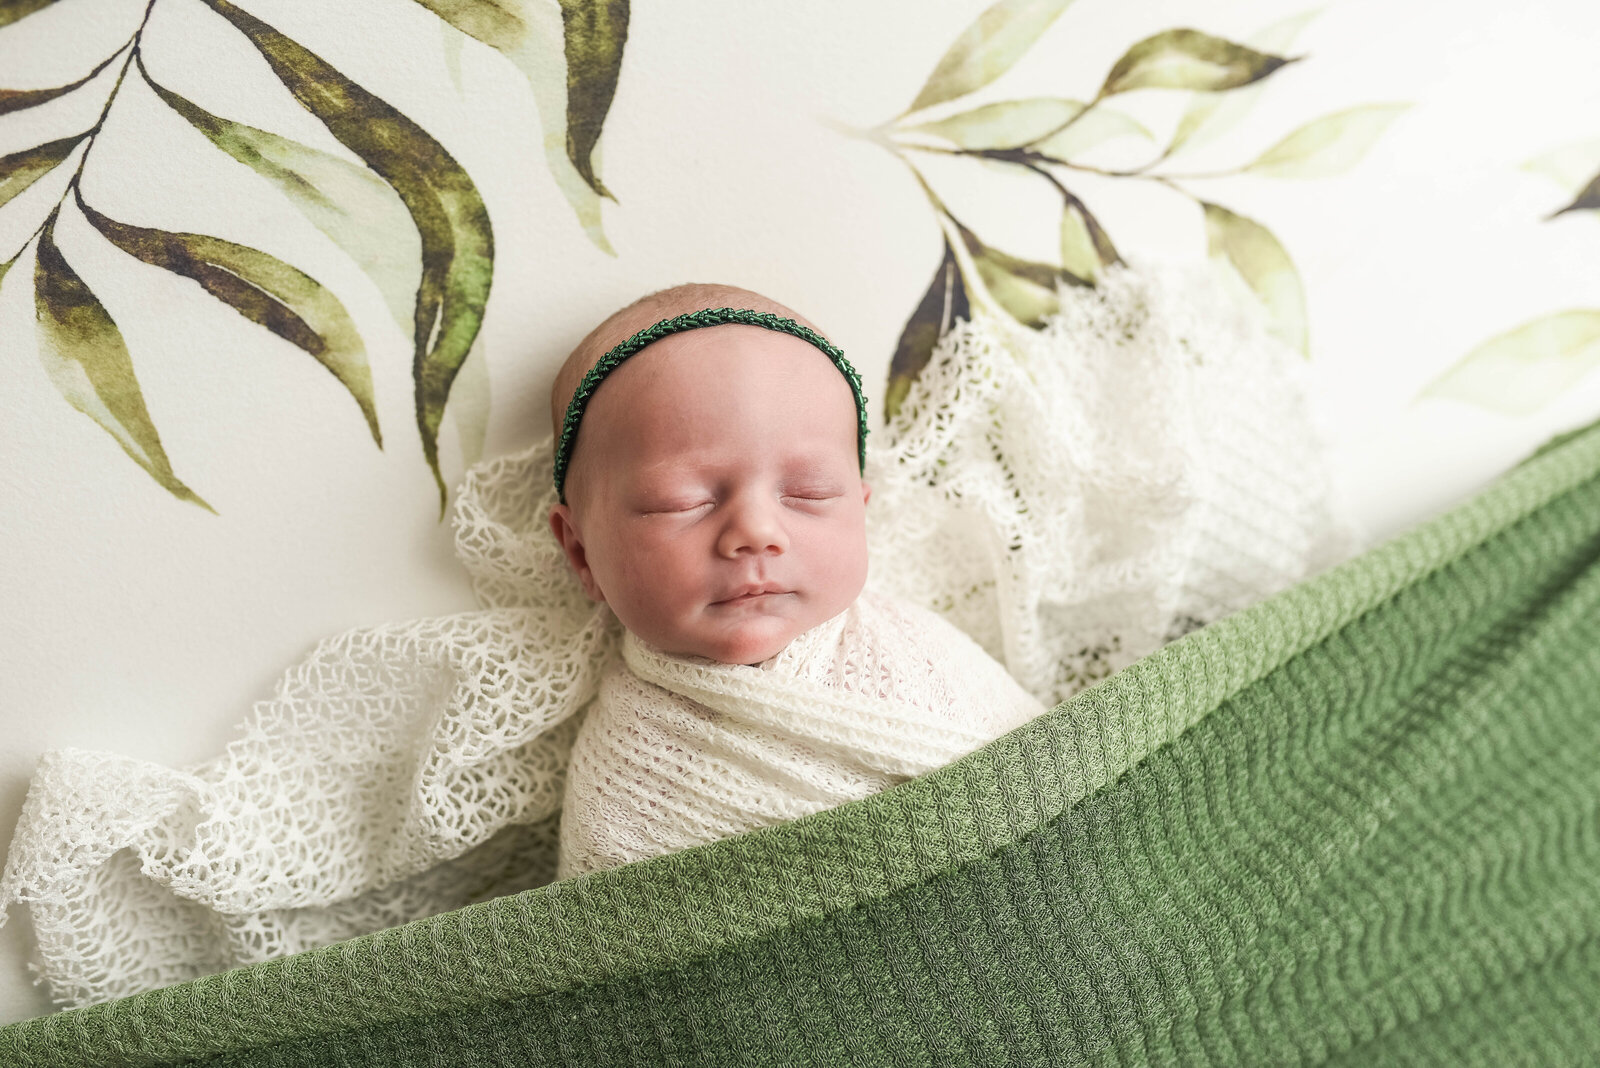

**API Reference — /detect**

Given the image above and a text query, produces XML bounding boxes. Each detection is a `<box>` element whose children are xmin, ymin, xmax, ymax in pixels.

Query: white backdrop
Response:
<box><xmin>4</xmin><ymin>0</ymin><xmax>1600</xmax><ymax>1023</ymax></box>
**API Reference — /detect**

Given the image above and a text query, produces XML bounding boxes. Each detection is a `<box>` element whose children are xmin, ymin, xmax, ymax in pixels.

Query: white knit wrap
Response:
<box><xmin>0</xmin><ymin>262</ymin><xmax>1356</xmax><ymax>1009</ymax></box>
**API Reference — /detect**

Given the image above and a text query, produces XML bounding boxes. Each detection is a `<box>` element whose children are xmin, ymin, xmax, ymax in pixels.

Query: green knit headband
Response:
<box><xmin>554</xmin><ymin>307</ymin><xmax>869</xmax><ymax>505</ymax></box>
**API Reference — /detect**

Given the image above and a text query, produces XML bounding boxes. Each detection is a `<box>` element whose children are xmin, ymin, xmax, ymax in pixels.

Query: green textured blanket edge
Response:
<box><xmin>4</xmin><ymin>419</ymin><xmax>1600</xmax><ymax>1067</ymax></box>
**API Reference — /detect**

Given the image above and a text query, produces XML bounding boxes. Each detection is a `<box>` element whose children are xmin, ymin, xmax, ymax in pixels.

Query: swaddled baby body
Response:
<box><xmin>547</xmin><ymin>284</ymin><xmax>1047</xmax><ymax>878</ymax></box>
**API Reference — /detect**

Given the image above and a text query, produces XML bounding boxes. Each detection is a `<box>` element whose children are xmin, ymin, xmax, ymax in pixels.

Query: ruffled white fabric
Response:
<box><xmin>0</xmin><ymin>261</ymin><xmax>1356</xmax><ymax>1009</ymax></box>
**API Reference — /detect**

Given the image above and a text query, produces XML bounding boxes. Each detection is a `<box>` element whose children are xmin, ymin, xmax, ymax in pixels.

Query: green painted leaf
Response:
<box><xmin>205</xmin><ymin>0</ymin><xmax>493</xmax><ymax>506</ymax></box>
<box><xmin>1244</xmin><ymin>103</ymin><xmax>1409</xmax><ymax>178</ymax></box>
<box><xmin>76</xmin><ymin>194</ymin><xmax>380</xmax><ymax>445</ymax></box>
<box><xmin>33</xmin><ymin>211</ymin><xmax>211</xmax><ymax>509</ymax></box>
<box><xmin>1059</xmin><ymin>195</ymin><xmax>1119</xmax><ymax>283</ymax></box>
<box><xmin>907</xmin><ymin>0</ymin><xmax>1078</xmax><ymax>114</ymax></box>
<box><xmin>1522</xmin><ymin>138</ymin><xmax>1600</xmax><ymax>196</ymax></box>
<box><xmin>1100</xmin><ymin>28</ymin><xmax>1294</xmax><ymax>96</ymax></box>
<box><xmin>0</xmin><ymin>0</ymin><xmax>59</xmax><ymax>27</ymax></box>
<box><xmin>141</xmin><ymin>60</ymin><xmax>419</xmax><ymax>334</ymax></box>
<box><xmin>411</xmin><ymin>0</ymin><xmax>614</xmax><ymax>252</ymax></box>
<box><xmin>1203</xmin><ymin>200</ymin><xmax>1306</xmax><ymax>355</ymax></box>
<box><xmin>1167</xmin><ymin>9</ymin><xmax>1320</xmax><ymax>158</ymax></box>
<box><xmin>906</xmin><ymin>98</ymin><xmax>1079</xmax><ymax>151</ymax></box>
<box><xmin>0</xmin><ymin>50</ymin><xmax>122</xmax><ymax>116</ymax></box>
<box><xmin>1030</xmin><ymin>104</ymin><xmax>1151</xmax><ymax>160</ymax></box>
<box><xmin>887</xmin><ymin>239</ymin><xmax>970</xmax><ymax>423</ymax></box>
<box><xmin>955</xmin><ymin>220</ymin><xmax>1070</xmax><ymax>328</ymax></box>
<box><xmin>0</xmin><ymin>134</ymin><xmax>85</xmax><ymax>209</ymax></box>
<box><xmin>1421</xmin><ymin>311</ymin><xmax>1600</xmax><ymax>415</ymax></box>
<box><xmin>558</xmin><ymin>0</ymin><xmax>627</xmax><ymax>201</ymax></box>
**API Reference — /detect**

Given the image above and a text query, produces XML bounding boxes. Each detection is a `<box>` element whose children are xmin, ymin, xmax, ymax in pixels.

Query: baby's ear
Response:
<box><xmin>548</xmin><ymin>504</ymin><xmax>605</xmax><ymax>602</ymax></box>
<box><xmin>861</xmin><ymin>481</ymin><xmax>872</xmax><ymax>506</ymax></box>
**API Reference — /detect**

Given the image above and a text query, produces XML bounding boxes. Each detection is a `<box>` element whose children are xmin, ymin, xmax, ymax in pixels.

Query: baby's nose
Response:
<box><xmin>718</xmin><ymin>494</ymin><xmax>789</xmax><ymax>556</ymax></box>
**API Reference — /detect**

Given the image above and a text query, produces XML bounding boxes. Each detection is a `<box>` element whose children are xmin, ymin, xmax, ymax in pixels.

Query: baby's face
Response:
<box><xmin>549</xmin><ymin>324</ymin><xmax>871</xmax><ymax>666</ymax></box>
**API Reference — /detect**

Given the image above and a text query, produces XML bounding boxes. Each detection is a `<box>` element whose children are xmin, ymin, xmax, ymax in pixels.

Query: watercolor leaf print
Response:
<box><xmin>1165</xmin><ymin>9</ymin><xmax>1321</xmax><ymax>160</ymax></box>
<box><xmin>202</xmin><ymin>0</ymin><xmax>493</xmax><ymax>504</ymax></box>
<box><xmin>140</xmin><ymin>62</ymin><xmax>421</xmax><ymax>333</ymax></box>
<box><xmin>76</xmin><ymin>191</ymin><xmax>380</xmax><ymax>443</ymax></box>
<box><xmin>33</xmin><ymin>210</ymin><xmax>212</xmax><ymax>510</ymax></box>
<box><xmin>411</xmin><ymin>0</ymin><xmax>629</xmax><ymax>253</ymax></box>
<box><xmin>906</xmin><ymin>0</ymin><xmax>1078</xmax><ymax>115</ymax></box>
<box><xmin>1203</xmin><ymin>201</ymin><xmax>1306</xmax><ymax>355</ymax></box>
<box><xmin>0</xmin><ymin>0</ymin><xmax>643</xmax><ymax>512</ymax></box>
<box><xmin>1098</xmin><ymin>29</ymin><xmax>1295</xmax><ymax>96</ymax></box>
<box><xmin>1243</xmin><ymin>104</ymin><xmax>1410</xmax><ymax>179</ymax></box>
<box><xmin>1425</xmin><ymin>142</ymin><xmax>1600</xmax><ymax>415</ymax></box>
<box><xmin>1422</xmin><ymin>312</ymin><xmax>1600</xmax><ymax>415</ymax></box>
<box><xmin>0</xmin><ymin>0</ymin><xmax>60</xmax><ymax>27</ymax></box>
<box><xmin>846</xmin><ymin>5</ymin><xmax>1399</xmax><ymax>417</ymax></box>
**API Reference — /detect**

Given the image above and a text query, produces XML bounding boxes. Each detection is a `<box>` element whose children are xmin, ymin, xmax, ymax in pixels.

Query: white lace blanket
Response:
<box><xmin>0</xmin><ymin>263</ymin><xmax>1356</xmax><ymax>1009</ymax></box>
<box><xmin>558</xmin><ymin>590</ymin><xmax>1047</xmax><ymax>879</ymax></box>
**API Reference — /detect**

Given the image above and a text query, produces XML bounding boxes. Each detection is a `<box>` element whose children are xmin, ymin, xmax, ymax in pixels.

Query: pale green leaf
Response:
<box><xmin>78</xmin><ymin>194</ymin><xmax>380</xmax><ymax>445</ymax></box>
<box><xmin>412</xmin><ymin>0</ymin><xmax>616</xmax><ymax>252</ymax></box>
<box><xmin>33</xmin><ymin>212</ymin><xmax>211</xmax><ymax>509</ymax></box>
<box><xmin>205</xmin><ymin>0</ymin><xmax>494</xmax><ymax>506</ymax></box>
<box><xmin>955</xmin><ymin>220</ymin><xmax>1069</xmax><ymax>328</ymax></box>
<box><xmin>1100</xmin><ymin>28</ymin><xmax>1293</xmax><ymax>96</ymax></box>
<box><xmin>0</xmin><ymin>135</ymin><xmax>84</xmax><ymax>209</ymax></box>
<box><xmin>1167</xmin><ymin>9</ymin><xmax>1320</xmax><ymax>157</ymax></box>
<box><xmin>1203</xmin><ymin>201</ymin><xmax>1306</xmax><ymax>355</ymax></box>
<box><xmin>1031</xmin><ymin>105</ymin><xmax>1151</xmax><ymax>160</ymax></box>
<box><xmin>1059</xmin><ymin>197</ymin><xmax>1119</xmax><ymax>283</ymax></box>
<box><xmin>1244</xmin><ymin>103</ymin><xmax>1409</xmax><ymax>178</ymax></box>
<box><xmin>1522</xmin><ymin>138</ymin><xmax>1600</xmax><ymax>195</ymax></box>
<box><xmin>1421</xmin><ymin>311</ymin><xmax>1600</xmax><ymax>415</ymax></box>
<box><xmin>142</xmin><ymin>62</ymin><xmax>419</xmax><ymax>334</ymax></box>
<box><xmin>906</xmin><ymin>98</ymin><xmax>1079</xmax><ymax>150</ymax></box>
<box><xmin>907</xmin><ymin>0</ymin><xmax>1078</xmax><ymax>114</ymax></box>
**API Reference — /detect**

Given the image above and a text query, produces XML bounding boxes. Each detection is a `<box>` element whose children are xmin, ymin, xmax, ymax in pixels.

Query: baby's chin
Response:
<box><xmin>675</xmin><ymin>608</ymin><xmax>808</xmax><ymax>667</ymax></box>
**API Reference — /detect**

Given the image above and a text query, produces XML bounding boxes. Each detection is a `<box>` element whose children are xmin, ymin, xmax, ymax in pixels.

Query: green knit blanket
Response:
<box><xmin>5</xmin><ymin>421</ymin><xmax>1599</xmax><ymax>1067</ymax></box>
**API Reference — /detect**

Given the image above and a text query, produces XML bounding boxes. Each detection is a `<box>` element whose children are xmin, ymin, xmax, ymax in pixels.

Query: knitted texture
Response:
<box><xmin>558</xmin><ymin>590</ymin><xmax>1047</xmax><ymax>878</ymax></box>
<box><xmin>1</xmin><ymin>387</ymin><xmax>1597</xmax><ymax>1066</ymax></box>
<box><xmin>0</xmin><ymin>262</ymin><xmax>1350</xmax><ymax>1013</ymax></box>
<box><xmin>554</xmin><ymin>307</ymin><xmax>870</xmax><ymax>504</ymax></box>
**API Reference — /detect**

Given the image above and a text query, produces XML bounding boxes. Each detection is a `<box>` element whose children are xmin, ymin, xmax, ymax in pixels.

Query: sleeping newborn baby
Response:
<box><xmin>546</xmin><ymin>283</ymin><xmax>1047</xmax><ymax>879</ymax></box>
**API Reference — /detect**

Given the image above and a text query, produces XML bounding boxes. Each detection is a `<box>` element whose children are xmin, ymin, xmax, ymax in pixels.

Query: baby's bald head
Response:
<box><xmin>550</xmin><ymin>283</ymin><xmax>822</xmax><ymax>511</ymax></box>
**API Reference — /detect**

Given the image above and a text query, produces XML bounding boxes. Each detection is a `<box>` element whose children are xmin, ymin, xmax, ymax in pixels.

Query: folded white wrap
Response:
<box><xmin>0</xmin><ymin>263</ymin><xmax>1357</xmax><ymax>1008</ymax></box>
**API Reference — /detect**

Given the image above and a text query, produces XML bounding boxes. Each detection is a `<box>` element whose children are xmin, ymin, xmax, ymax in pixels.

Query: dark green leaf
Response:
<box><xmin>76</xmin><ymin>193</ymin><xmax>379</xmax><ymax>444</ymax></box>
<box><xmin>141</xmin><ymin>60</ymin><xmax>419</xmax><ymax>333</ymax></box>
<box><xmin>1551</xmin><ymin>172</ymin><xmax>1600</xmax><ymax>217</ymax></box>
<box><xmin>558</xmin><ymin>0</ymin><xmax>627</xmax><ymax>201</ymax></box>
<box><xmin>0</xmin><ymin>50</ymin><xmax>122</xmax><ymax>116</ymax></box>
<box><xmin>33</xmin><ymin>210</ymin><xmax>211</xmax><ymax>509</ymax></box>
<box><xmin>204</xmin><ymin>0</ymin><xmax>493</xmax><ymax>506</ymax></box>
<box><xmin>907</xmin><ymin>0</ymin><xmax>1078</xmax><ymax>114</ymax></box>
<box><xmin>1202</xmin><ymin>200</ymin><xmax>1306</xmax><ymax>355</ymax></box>
<box><xmin>0</xmin><ymin>0</ymin><xmax>59</xmax><ymax>27</ymax></box>
<box><xmin>954</xmin><ymin>220</ymin><xmax>1074</xmax><ymax>328</ymax></box>
<box><xmin>411</xmin><ymin>0</ymin><xmax>614</xmax><ymax>251</ymax></box>
<box><xmin>887</xmin><ymin>239</ymin><xmax>969</xmax><ymax>423</ymax></box>
<box><xmin>0</xmin><ymin>134</ymin><xmax>86</xmax><ymax>209</ymax></box>
<box><xmin>1100</xmin><ymin>28</ymin><xmax>1294</xmax><ymax>96</ymax></box>
<box><xmin>1421</xmin><ymin>311</ymin><xmax>1600</xmax><ymax>415</ymax></box>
